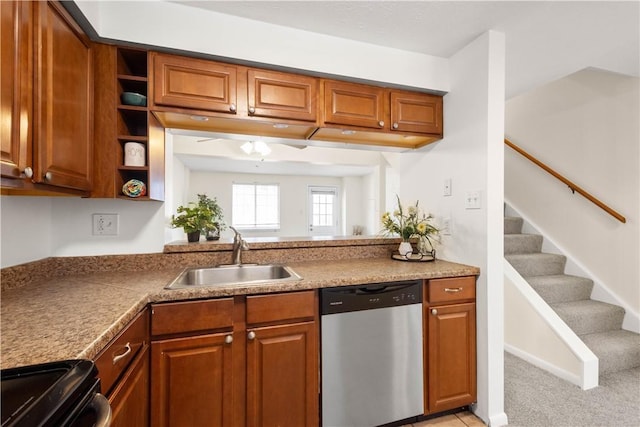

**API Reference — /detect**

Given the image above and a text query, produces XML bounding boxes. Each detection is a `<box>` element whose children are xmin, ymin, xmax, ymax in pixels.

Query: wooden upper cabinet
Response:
<box><xmin>247</xmin><ymin>69</ymin><xmax>317</xmax><ymax>122</ymax></box>
<box><xmin>390</xmin><ymin>91</ymin><xmax>443</xmax><ymax>135</ymax></box>
<box><xmin>323</xmin><ymin>80</ymin><xmax>386</xmax><ymax>129</ymax></box>
<box><xmin>152</xmin><ymin>53</ymin><xmax>237</xmax><ymax>114</ymax></box>
<box><xmin>1</xmin><ymin>1</ymin><xmax>32</xmax><ymax>180</ymax></box>
<box><xmin>33</xmin><ymin>0</ymin><xmax>92</xmax><ymax>191</ymax></box>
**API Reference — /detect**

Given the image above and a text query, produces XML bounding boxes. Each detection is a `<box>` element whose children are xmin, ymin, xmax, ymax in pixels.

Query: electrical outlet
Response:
<box><xmin>93</xmin><ymin>214</ymin><xmax>118</xmax><ymax>235</ymax></box>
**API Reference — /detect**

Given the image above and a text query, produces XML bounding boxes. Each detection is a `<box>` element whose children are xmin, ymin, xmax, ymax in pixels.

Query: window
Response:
<box><xmin>232</xmin><ymin>183</ymin><xmax>280</xmax><ymax>230</ymax></box>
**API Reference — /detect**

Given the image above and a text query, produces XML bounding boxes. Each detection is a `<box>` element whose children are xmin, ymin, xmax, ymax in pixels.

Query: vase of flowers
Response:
<box><xmin>381</xmin><ymin>195</ymin><xmax>439</xmax><ymax>259</ymax></box>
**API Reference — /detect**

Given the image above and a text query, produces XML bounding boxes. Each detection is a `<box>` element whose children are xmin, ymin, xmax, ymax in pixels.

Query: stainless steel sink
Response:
<box><xmin>165</xmin><ymin>264</ymin><xmax>302</xmax><ymax>289</ymax></box>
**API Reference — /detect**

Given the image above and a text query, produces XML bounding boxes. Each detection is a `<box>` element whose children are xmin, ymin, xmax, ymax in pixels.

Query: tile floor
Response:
<box><xmin>403</xmin><ymin>410</ymin><xmax>486</xmax><ymax>427</ymax></box>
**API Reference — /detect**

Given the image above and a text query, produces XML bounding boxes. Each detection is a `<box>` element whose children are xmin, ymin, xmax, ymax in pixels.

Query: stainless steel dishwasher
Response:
<box><xmin>321</xmin><ymin>281</ymin><xmax>423</xmax><ymax>427</ymax></box>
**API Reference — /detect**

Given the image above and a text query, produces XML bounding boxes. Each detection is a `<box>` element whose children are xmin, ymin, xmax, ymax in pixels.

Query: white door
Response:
<box><xmin>308</xmin><ymin>186</ymin><xmax>338</xmax><ymax>236</ymax></box>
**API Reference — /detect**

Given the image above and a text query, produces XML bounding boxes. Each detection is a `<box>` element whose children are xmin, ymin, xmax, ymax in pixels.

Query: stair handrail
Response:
<box><xmin>504</xmin><ymin>138</ymin><xmax>626</xmax><ymax>223</ymax></box>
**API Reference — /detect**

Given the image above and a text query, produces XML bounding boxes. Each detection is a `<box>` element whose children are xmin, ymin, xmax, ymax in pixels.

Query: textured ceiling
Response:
<box><xmin>174</xmin><ymin>0</ymin><xmax>640</xmax><ymax>96</ymax></box>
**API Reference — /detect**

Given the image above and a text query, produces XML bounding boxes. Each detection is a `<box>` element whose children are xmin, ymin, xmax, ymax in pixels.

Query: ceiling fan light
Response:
<box><xmin>241</xmin><ymin>141</ymin><xmax>254</xmax><ymax>154</ymax></box>
<box><xmin>254</xmin><ymin>140</ymin><xmax>271</xmax><ymax>156</ymax></box>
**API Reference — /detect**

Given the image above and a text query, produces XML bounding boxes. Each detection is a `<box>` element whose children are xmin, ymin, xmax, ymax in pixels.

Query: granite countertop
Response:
<box><xmin>0</xmin><ymin>257</ymin><xmax>479</xmax><ymax>370</ymax></box>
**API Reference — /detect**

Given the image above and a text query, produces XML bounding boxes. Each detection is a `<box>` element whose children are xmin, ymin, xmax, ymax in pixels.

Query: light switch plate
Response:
<box><xmin>465</xmin><ymin>191</ymin><xmax>481</xmax><ymax>209</ymax></box>
<box><xmin>443</xmin><ymin>178</ymin><xmax>452</xmax><ymax>196</ymax></box>
<box><xmin>93</xmin><ymin>214</ymin><xmax>119</xmax><ymax>235</ymax></box>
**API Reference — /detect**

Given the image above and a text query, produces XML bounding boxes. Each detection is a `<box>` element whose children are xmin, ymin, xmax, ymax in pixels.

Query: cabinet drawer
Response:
<box><xmin>427</xmin><ymin>276</ymin><xmax>476</xmax><ymax>304</ymax></box>
<box><xmin>151</xmin><ymin>298</ymin><xmax>234</xmax><ymax>336</ymax></box>
<box><xmin>95</xmin><ymin>309</ymin><xmax>149</xmax><ymax>395</ymax></box>
<box><xmin>247</xmin><ymin>291</ymin><xmax>315</xmax><ymax>325</ymax></box>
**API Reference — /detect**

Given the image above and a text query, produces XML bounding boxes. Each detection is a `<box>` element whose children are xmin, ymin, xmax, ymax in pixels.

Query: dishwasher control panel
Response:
<box><xmin>320</xmin><ymin>280</ymin><xmax>422</xmax><ymax>315</ymax></box>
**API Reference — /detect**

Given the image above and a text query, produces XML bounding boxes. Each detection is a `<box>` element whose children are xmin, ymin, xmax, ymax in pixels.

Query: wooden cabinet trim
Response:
<box><xmin>151</xmin><ymin>298</ymin><xmax>234</xmax><ymax>337</ymax></box>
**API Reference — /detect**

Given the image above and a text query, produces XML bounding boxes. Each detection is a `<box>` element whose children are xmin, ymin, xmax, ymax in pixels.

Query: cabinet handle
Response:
<box><xmin>378</xmin><ymin>120</ymin><xmax>385</xmax><ymax>127</ymax></box>
<box><xmin>23</xmin><ymin>167</ymin><xmax>33</xmax><ymax>178</ymax></box>
<box><xmin>44</xmin><ymin>171</ymin><xmax>53</xmax><ymax>181</ymax></box>
<box><xmin>392</xmin><ymin>122</ymin><xmax>399</xmax><ymax>129</ymax></box>
<box><xmin>229</xmin><ymin>103</ymin><xmax>237</xmax><ymax>112</ymax></box>
<box><xmin>248</xmin><ymin>106</ymin><xmax>255</xmax><ymax>115</ymax></box>
<box><xmin>112</xmin><ymin>342</ymin><xmax>132</xmax><ymax>365</ymax></box>
<box><xmin>431</xmin><ymin>308</ymin><xmax>438</xmax><ymax>315</ymax></box>
<box><xmin>225</xmin><ymin>334</ymin><xmax>233</xmax><ymax>344</ymax></box>
<box><xmin>444</xmin><ymin>287</ymin><xmax>463</xmax><ymax>293</ymax></box>
<box><xmin>247</xmin><ymin>331</ymin><xmax>256</xmax><ymax>340</ymax></box>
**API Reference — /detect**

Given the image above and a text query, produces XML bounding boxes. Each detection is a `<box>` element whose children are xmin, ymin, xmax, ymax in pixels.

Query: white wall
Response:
<box><xmin>0</xmin><ymin>197</ymin><xmax>53</xmax><ymax>267</ymax></box>
<box><xmin>0</xmin><ymin>196</ymin><xmax>165</xmax><ymax>268</ymax></box>
<box><xmin>399</xmin><ymin>31</ymin><xmax>506</xmax><ymax>426</ymax></box>
<box><xmin>185</xmin><ymin>171</ymin><xmax>365</xmax><ymax>238</ymax></box>
<box><xmin>505</xmin><ymin>69</ymin><xmax>640</xmax><ymax>314</ymax></box>
<box><xmin>75</xmin><ymin>1</ymin><xmax>449</xmax><ymax>93</ymax></box>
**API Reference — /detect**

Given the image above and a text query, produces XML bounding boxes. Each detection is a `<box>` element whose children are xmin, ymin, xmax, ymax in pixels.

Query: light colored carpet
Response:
<box><xmin>504</xmin><ymin>352</ymin><xmax>640</xmax><ymax>427</ymax></box>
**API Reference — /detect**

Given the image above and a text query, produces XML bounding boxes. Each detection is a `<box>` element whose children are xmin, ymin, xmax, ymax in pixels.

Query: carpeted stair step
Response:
<box><xmin>506</xmin><ymin>253</ymin><xmax>566</xmax><ymax>276</ymax></box>
<box><xmin>551</xmin><ymin>300</ymin><xmax>625</xmax><ymax>335</ymax></box>
<box><xmin>580</xmin><ymin>330</ymin><xmax>640</xmax><ymax>375</ymax></box>
<box><xmin>504</xmin><ymin>216</ymin><xmax>523</xmax><ymax>234</ymax></box>
<box><xmin>525</xmin><ymin>274</ymin><xmax>594</xmax><ymax>304</ymax></box>
<box><xmin>504</xmin><ymin>234</ymin><xmax>543</xmax><ymax>254</ymax></box>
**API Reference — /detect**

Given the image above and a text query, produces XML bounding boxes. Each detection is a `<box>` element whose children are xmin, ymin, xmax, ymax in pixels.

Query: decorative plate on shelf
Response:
<box><xmin>122</xmin><ymin>179</ymin><xmax>146</xmax><ymax>198</ymax></box>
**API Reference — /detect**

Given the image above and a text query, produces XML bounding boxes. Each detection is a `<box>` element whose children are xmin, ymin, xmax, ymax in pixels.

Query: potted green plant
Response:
<box><xmin>197</xmin><ymin>194</ymin><xmax>226</xmax><ymax>240</ymax></box>
<box><xmin>170</xmin><ymin>194</ymin><xmax>225</xmax><ymax>242</ymax></box>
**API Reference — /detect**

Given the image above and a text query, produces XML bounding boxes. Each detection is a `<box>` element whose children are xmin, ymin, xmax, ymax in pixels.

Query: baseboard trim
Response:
<box><xmin>487</xmin><ymin>411</ymin><xmax>509</xmax><ymax>427</ymax></box>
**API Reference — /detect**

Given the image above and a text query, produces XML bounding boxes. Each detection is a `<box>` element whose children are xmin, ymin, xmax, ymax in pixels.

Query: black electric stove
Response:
<box><xmin>1</xmin><ymin>359</ymin><xmax>111</xmax><ymax>427</ymax></box>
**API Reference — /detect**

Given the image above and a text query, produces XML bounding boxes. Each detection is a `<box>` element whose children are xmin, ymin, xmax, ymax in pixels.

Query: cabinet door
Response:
<box><xmin>109</xmin><ymin>345</ymin><xmax>150</xmax><ymax>427</ymax></box>
<box><xmin>34</xmin><ymin>2</ymin><xmax>93</xmax><ymax>190</ymax></box>
<box><xmin>323</xmin><ymin>80</ymin><xmax>386</xmax><ymax>129</ymax></box>
<box><xmin>153</xmin><ymin>53</ymin><xmax>237</xmax><ymax>114</ymax></box>
<box><xmin>247</xmin><ymin>69</ymin><xmax>317</xmax><ymax>122</ymax></box>
<box><xmin>1</xmin><ymin>0</ymin><xmax>31</xmax><ymax>180</ymax></box>
<box><xmin>151</xmin><ymin>333</ymin><xmax>234</xmax><ymax>427</ymax></box>
<box><xmin>426</xmin><ymin>302</ymin><xmax>476</xmax><ymax>414</ymax></box>
<box><xmin>33</xmin><ymin>1</ymin><xmax>92</xmax><ymax>191</ymax></box>
<box><xmin>390</xmin><ymin>91</ymin><xmax>443</xmax><ymax>135</ymax></box>
<box><xmin>246</xmin><ymin>322</ymin><xmax>318</xmax><ymax>427</ymax></box>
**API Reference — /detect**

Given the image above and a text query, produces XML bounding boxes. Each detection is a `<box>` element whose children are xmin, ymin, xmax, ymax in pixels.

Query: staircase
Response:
<box><xmin>504</xmin><ymin>215</ymin><xmax>640</xmax><ymax>377</ymax></box>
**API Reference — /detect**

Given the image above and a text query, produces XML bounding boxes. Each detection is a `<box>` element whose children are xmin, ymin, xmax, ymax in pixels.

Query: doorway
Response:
<box><xmin>308</xmin><ymin>186</ymin><xmax>339</xmax><ymax>236</ymax></box>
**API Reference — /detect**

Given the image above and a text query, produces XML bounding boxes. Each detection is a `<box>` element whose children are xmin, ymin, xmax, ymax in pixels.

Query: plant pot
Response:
<box><xmin>187</xmin><ymin>230</ymin><xmax>201</xmax><ymax>243</ymax></box>
<box><xmin>205</xmin><ymin>228</ymin><xmax>220</xmax><ymax>241</ymax></box>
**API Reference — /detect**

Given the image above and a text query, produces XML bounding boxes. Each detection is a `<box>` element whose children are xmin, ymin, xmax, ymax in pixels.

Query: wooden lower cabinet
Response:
<box><xmin>247</xmin><ymin>321</ymin><xmax>318</xmax><ymax>427</ymax></box>
<box><xmin>150</xmin><ymin>290</ymin><xmax>319</xmax><ymax>427</ymax></box>
<box><xmin>108</xmin><ymin>345</ymin><xmax>150</xmax><ymax>427</ymax></box>
<box><xmin>151</xmin><ymin>333</ymin><xmax>234</xmax><ymax>427</ymax></box>
<box><xmin>424</xmin><ymin>277</ymin><xmax>477</xmax><ymax>414</ymax></box>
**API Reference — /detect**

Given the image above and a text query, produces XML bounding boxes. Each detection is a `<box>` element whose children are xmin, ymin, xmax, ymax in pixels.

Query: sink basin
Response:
<box><xmin>165</xmin><ymin>264</ymin><xmax>302</xmax><ymax>290</ymax></box>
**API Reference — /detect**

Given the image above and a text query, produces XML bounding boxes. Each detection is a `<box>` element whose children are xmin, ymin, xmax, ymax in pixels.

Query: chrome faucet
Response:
<box><xmin>229</xmin><ymin>226</ymin><xmax>249</xmax><ymax>265</ymax></box>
